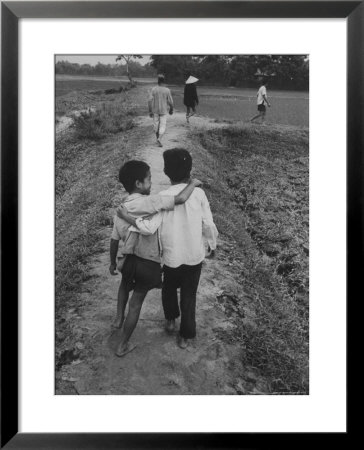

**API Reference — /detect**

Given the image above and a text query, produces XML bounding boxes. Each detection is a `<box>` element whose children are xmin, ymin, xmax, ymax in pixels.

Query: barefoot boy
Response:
<box><xmin>110</xmin><ymin>160</ymin><xmax>200</xmax><ymax>357</ymax></box>
<box><xmin>118</xmin><ymin>149</ymin><xmax>218</xmax><ymax>350</ymax></box>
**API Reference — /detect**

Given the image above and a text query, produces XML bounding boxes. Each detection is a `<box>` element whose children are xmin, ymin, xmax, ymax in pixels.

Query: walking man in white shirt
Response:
<box><xmin>148</xmin><ymin>74</ymin><xmax>174</xmax><ymax>147</ymax></box>
<box><xmin>117</xmin><ymin>148</ymin><xmax>218</xmax><ymax>350</ymax></box>
<box><xmin>250</xmin><ymin>79</ymin><xmax>271</xmax><ymax>123</ymax></box>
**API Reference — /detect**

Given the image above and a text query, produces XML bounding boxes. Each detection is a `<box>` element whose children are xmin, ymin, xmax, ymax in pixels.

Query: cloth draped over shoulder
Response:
<box><xmin>183</xmin><ymin>83</ymin><xmax>199</xmax><ymax>108</ymax></box>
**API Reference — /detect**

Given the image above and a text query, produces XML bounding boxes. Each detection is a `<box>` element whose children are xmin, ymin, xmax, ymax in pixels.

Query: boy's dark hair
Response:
<box><xmin>163</xmin><ymin>148</ymin><xmax>192</xmax><ymax>182</ymax></box>
<box><xmin>119</xmin><ymin>160</ymin><xmax>150</xmax><ymax>193</ymax></box>
<box><xmin>157</xmin><ymin>74</ymin><xmax>165</xmax><ymax>85</ymax></box>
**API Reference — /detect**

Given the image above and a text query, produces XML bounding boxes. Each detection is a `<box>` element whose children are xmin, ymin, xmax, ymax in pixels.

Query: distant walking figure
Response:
<box><xmin>250</xmin><ymin>79</ymin><xmax>271</xmax><ymax>123</ymax></box>
<box><xmin>184</xmin><ymin>75</ymin><xmax>199</xmax><ymax>123</ymax></box>
<box><xmin>148</xmin><ymin>74</ymin><xmax>174</xmax><ymax>147</ymax></box>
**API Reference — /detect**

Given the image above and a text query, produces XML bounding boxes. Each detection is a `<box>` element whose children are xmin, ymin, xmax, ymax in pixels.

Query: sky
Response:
<box><xmin>55</xmin><ymin>55</ymin><xmax>150</xmax><ymax>66</ymax></box>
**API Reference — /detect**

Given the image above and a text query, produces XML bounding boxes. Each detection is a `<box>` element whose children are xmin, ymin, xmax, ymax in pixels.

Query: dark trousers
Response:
<box><xmin>162</xmin><ymin>263</ymin><xmax>202</xmax><ymax>339</ymax></box>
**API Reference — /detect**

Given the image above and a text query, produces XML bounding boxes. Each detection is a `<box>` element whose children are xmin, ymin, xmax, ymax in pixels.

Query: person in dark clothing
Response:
<box><xmin>183</xmin><ymin>75</ymin><xmax>199</xmax><ymax>123</ymax></box>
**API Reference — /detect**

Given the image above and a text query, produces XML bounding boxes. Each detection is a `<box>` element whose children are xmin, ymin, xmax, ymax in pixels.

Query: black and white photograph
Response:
<box><xmin>55</xmin><ymin>54</ymin><xmax>309</xmax><ymax>396</ymax></box>
<box><xmin>2</xmin><ymin>0</ymin><xmax>356</xmax><ymax>442</ymax></box>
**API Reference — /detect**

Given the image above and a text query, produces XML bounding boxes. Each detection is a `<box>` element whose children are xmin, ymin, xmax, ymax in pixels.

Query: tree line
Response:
<box><xmin>150</xmin><ymin>55</ymin><xmax>309</xmax><ymax>90</ymax></box>
<box><xmin>56</xmin><ymin>55</ymin><xmax>308</xmax><ymax>91</ymax></box>
<box><xmin>55</xmin><ymin>60</ymin><xmax>156</xmax><ymax>78</ymax></box>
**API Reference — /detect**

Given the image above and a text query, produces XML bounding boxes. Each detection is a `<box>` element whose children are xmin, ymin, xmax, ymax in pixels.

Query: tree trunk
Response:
<box><xmin>126</xmin><ymin>61</ymin><xmax>136</xmax><ymax>87</ymax></box>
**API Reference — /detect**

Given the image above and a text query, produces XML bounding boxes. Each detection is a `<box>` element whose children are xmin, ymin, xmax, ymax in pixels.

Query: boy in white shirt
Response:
<box><xmin>118</xmin><ymin>149</ymin><xmax>218</xmax><ymax>349</ymax></box>
<box><xmin>250</xmin><ymin>79</ymin><xmax>271</xmax><ymax>123</ymax></box>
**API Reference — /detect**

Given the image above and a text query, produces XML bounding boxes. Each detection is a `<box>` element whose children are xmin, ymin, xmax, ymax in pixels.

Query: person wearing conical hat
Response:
<box><xmin>184</xmin><ymin>75</ymin><xmax>199</xmax><ymax>123</ymax></box>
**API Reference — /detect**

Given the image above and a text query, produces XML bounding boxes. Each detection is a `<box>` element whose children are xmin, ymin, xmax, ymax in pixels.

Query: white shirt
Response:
<box><xmin>135</xmin><ymin>184</ymin><xmax>218</xmax><ymax>268</ymax></box>
<box><xmin>257</xmin><ymin>85</ymin><xmax>267</xmax><ymax>105</ymax></box>
<box><xmin>148</xmin><ymin>85</ymin><xmax>174</xmax><ymax>115</ymax></box>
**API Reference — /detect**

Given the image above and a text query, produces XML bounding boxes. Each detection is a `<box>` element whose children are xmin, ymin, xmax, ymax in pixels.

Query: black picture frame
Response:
<box><xmin>1</xmin><ymin>1</ymin><xmax>360</xmax><ymax>448</ymax></box>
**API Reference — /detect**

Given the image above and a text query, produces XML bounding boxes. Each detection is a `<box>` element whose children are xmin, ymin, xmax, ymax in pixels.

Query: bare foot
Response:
<box><xmin>165</xmin><ymin>319</ymin><xmax>176</xmax><ymax>334</ymax></box>
<box><xmin>177</xmin><ymin>335</ymin><xmax>188</xmax><ymax>349</ymax></box>
<box><xmin>115</xmin><ymin>342</ymin><xmax>137</xmax><ymax>357</ymax></box>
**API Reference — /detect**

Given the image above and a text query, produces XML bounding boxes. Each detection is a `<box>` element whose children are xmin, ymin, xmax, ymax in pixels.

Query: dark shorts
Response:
<box><xmin>258</xmin><ymin>103</ymin><xmax>266</xmax><ymax>112</ymax></box>
<box><xmin>121</xmin><ymin>255</ymin><xmax>162</xmax><ymax>293</ymax></box>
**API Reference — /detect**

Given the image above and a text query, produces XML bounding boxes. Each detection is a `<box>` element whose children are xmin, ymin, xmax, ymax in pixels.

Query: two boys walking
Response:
<box><xmin>110</xmin><ymin>148</ymin><xmax>218</xmax><ymax>356</ymax></box>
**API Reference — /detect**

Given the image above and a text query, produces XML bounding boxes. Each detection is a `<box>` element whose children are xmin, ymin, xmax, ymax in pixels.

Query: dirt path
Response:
<box><xmin>58</xmin><ymin>112</ymin><xmax>248</xmax><ymax>395</ymax></box>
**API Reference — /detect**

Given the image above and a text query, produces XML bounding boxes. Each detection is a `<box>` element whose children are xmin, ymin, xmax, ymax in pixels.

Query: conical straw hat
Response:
<box><xmin>185</xmin><ymin>76</ymin><xmax>199</xmax><ymax>84</ymax></box>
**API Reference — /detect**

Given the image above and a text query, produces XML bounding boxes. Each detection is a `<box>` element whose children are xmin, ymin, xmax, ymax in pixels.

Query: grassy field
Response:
<box><xmin>56</xmin><ymin>75</ymin><xmax>154</xmax><ymax>97</ymax></box>
<box><xmin>171</xmin><ymin>86</ymin><xmax>308</xmax><ymax>127</ymax></box>
<box><xmin>56</xmin><ymin>75</ymin><xmax>309</xmax><ymax>127</ymax></box>
<box><xmin>192</xmin><ymin>124</ymin><xmax>309</xmax><ymax>393</ymax></box>
<box><xmin>55</xmin><ymin>119</ymin><xmax>135</xmax><ymax>368</ymax></box>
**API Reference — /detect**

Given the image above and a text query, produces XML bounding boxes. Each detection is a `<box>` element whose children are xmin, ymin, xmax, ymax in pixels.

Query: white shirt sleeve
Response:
<box><xmin>135</xmin><ymin>212</ymin><xmax>163</xmax><ymax>236</ymax></box>
<box><xmin>201</xmin><ymin>193</ymin><xmax>218</xmax><ymax>250</ymax></box>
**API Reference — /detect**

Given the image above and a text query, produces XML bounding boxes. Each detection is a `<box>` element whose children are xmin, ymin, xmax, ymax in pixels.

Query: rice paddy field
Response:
<box><xmin>56</xmin><ymin>75</ymin><xmax>155</xmax><ymax>97</ymax></box>
<box><xmin>56</xmin><ymin>75</ymin><xmax>309</xmax><ymax>127</ymax></box>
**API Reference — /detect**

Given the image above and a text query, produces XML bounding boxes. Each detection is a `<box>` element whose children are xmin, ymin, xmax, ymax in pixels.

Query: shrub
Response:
<box><xmin>72</xmin><ymin>101</ymin><xmax>136</xmax><ymax>140</ymax></box>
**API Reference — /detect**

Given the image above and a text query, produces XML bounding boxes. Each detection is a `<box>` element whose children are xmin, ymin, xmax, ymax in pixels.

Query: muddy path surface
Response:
<box><xmin>57</xmin><ymin>112</ymin><xmax>255</xmax><ymax>395</ymax></box>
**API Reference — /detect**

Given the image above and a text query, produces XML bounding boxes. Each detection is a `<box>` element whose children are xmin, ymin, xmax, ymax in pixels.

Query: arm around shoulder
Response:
<box><xmin>174</xmin><ymin>178</ymin><xmax>202</xmax><ymax>205</ymax></box>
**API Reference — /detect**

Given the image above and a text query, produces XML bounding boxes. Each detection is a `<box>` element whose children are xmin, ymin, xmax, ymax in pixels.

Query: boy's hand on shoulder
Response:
<box><xmin>109</xmin><ymin>263</ymin><xmax>118</xmax><ymax>275</ymax></box>
<box><xmin>191</xmin><ymin>178</ymin><xmax>202</xmax><ymax>187</ymax></box>
<box><xmin>205</xmin><ymin>246</ymin><xmax>216</xmax><ymax>259</ymax></box>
